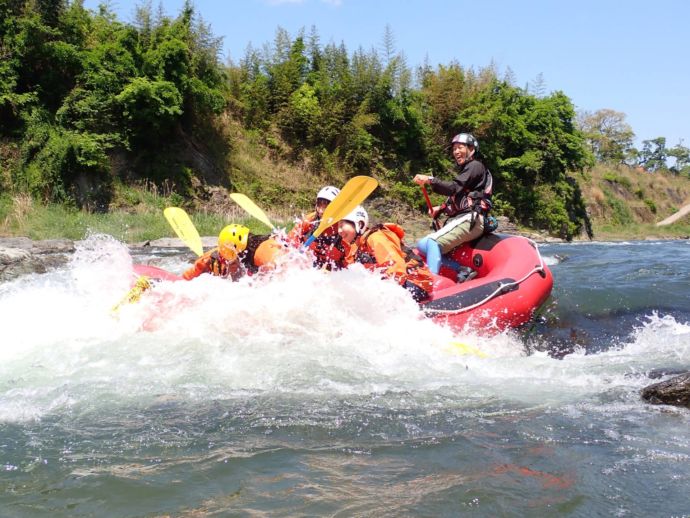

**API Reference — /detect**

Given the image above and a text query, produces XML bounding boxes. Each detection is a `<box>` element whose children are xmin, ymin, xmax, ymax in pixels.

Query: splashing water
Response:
<box><xmin>1</xmin><ymin>236</ymin><xmax>689</xmax><ymax>515</ymax></box>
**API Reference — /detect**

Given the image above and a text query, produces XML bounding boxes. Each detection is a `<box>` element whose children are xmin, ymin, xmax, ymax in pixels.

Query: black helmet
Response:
<box><xmin>451</xmin><ymin>133</ymin><xmax>478</xmax><ymax>151</ymax></box>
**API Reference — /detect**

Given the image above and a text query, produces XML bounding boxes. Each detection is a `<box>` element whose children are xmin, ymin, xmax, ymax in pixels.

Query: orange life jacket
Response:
<box><xmin>252</xmin><ymin>238</ymin><xmax>288</xmax><ymax>271</ymax></box>
<box><xmin>350</xmin><ymin>223</ymin><xmax>433</xmax><ymax>294</ymax></box>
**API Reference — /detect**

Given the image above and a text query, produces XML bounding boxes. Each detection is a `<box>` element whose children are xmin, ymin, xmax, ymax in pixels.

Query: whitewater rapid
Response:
<box><xmin>1</xmin><ymin>235</ymin><xmax>689</xmax><ymax>425</ymax></box>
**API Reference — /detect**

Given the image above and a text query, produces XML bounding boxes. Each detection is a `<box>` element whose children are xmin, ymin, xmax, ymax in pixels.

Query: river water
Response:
<box><xmin>1</xmin><ymin>235</ymin><xmax>689</xmax><ymax>516</ymax></box>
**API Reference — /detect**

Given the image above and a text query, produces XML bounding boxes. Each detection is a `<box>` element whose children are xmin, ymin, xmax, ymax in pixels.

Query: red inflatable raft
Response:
<box><xmin>421</xmin><ymin>233</ymin><xmax>553</xmax><ymax>332</ymax></box>
<box><xmin>130</xmin><ymin>233</ymin><xmax>552</xmax><ymax>333</ymax></box>
<box><xmin>133</xmin><ymin>264</ymin><xmax>183</xmax><ymax>282</ymax></box>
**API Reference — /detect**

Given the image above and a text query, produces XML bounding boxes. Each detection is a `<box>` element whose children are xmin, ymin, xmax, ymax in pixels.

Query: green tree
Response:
<box><xmin>668</xmin><ymin>140</ymin><xmax>690</xmax><ymax>176</ymax></box>
<box><xmin>578</xmin><ymin>109</ymin><xmax>635</xmax><ymax>163</ymax></box>
<box><xmin>639</xmin><ymin>137</ymin><xmax>667</xmax><ymax>172</ymax></box>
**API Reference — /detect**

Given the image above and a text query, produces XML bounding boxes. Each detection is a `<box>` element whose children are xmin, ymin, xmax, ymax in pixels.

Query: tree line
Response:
<box><xmin>578</xmin><ymin>109</ymin><xmax>689</xmax><ymax>174</ymax></box>
<box><xmin>1</xmin><ymin>2</ymin><xmax>685</xmax><ymax>239</ymax></box>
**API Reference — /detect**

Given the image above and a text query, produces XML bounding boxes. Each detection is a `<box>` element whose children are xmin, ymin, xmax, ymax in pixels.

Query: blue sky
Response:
<box><xmin>85</xmin><ymin>0</ymin><xmax>689</xmax><ymax>149</ymax></box>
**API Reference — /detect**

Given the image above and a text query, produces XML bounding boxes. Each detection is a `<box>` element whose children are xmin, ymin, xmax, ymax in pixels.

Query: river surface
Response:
<box><xmin>1</xmin><ymin>235</ymin><xmax>689</xmax><ymax>516</ymax></box>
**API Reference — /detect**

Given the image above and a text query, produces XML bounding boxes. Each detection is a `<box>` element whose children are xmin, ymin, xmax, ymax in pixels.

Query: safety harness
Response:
<box><xmin>435</xmin><ymin>167</ymin><xmax>495</xmax><ymax>233</ymax></box>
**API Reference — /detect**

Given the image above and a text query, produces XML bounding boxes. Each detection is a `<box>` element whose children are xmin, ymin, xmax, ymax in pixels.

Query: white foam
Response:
<box><xmin>1</xmin><ymin>235</ymin><xmax>688</xmax><ymax>423</ymax></box>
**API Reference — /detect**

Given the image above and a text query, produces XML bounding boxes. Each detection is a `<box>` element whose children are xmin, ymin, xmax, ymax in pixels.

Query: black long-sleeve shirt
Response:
<box><xmin>429</xmin><ymin>159</ymin><xmax>489</xmax><ymax>214</ymax></box>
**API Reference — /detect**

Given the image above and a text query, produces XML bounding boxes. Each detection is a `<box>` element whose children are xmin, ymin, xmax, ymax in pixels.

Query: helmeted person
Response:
<box><xmin>287</xmin><ymin>185</ymin><xmax>348</xmax><ymax>270</ymax></box>
<box><xmin>183</xmin><ymin>224</ymin><xmax>286</xmax><ymax>281</ymax></box>
<box><xmin>412</xmin><ymin>133</ymin><xmax>493</xmax><ymax>275</ymax></box>
<box><xmin>338</xmin><ymin>206</ymin><xmax>433</xmax><ymax>302</ymax></box>
<box><xmin>183</xmin><ymin>224</ymin><xmax>247</xmax><ymax>281</ymax></box>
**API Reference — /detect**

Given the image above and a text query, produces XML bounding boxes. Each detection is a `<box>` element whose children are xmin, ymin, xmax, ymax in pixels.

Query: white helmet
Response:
<box><xmin>316</xmin><ymin>185</ymin><xmax>340</xmax><ymax>202</ymax></box>
<box><xmin>342</xmin><ymin>205</ymin><xmax>369</xmax><ymax>235</ymax></box>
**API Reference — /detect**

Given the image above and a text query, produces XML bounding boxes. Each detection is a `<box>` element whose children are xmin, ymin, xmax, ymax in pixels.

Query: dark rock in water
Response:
<box><xmin>641</xmin><ymin>372</ymin><xmax>690</xmax><ymax>408</ymax></box>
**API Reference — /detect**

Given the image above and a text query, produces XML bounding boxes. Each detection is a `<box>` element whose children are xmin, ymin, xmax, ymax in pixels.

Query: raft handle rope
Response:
<box><xmin>424</xmin><ymin>238</ymin><xmax>547</xmax><ymax>316</ymax></box>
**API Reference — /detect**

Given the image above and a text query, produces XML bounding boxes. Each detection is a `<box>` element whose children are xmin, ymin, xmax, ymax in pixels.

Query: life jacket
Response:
<box><xmin>355</xmin><ymin>223</ymin><xmax>432</xmax><ymax>294</ymax></box>
<box><xmin>241</xmin><ymin>235</ymin><xmax>287</xmax><ymax>274</ymax></box>
<box><xmin>253</xmin><ymin>238</ymin><xmax>287</xmax><ymax>270</ymax></box>
<box><xmin>443</xmin><ymin>168</ymin><xmax>493</xmax><ymax>217</ymax></box>
<box><xmin>310</xmin><ymin>233</ymin><xmax>349</xmax><ymax>270</ymax></box>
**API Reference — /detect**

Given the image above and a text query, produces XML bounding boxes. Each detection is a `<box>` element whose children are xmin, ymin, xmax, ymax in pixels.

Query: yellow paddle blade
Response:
<box><xmin>229</xmin><ymin>193</ymin><xmax>275</xmax><ymax>230</ymax></box>
<box><xmin>111</xmin><ymin>276</ymin><xmax>152</xmax><ymax>313</ymax></box>
<box><xmin>164</xmin><ymin>207</ymin><xmax>204</xmax><ymax>256</ymax></box>
<box><xmin>446</xmin><ymin>341</ymin><xmax>489</xmax><ymax>358</ymax></box>
<box><xmin>313</xmin><ymin>176</ymin><xmax>378</xmax><ymax>238</ymax></box>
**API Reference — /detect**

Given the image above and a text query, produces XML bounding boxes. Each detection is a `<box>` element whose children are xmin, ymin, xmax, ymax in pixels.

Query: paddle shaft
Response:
<box><xmin>304</xmin><ymin>176</ymin><xmax>378</xmax><ymax>247</ymax></box>
<box><xmin>422</xmin><ymin>186</ymin><xmax>441</xmax><ymax>231</ymax></box>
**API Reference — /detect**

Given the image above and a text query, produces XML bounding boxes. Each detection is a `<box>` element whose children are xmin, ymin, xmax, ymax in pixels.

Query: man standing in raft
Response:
<box><xmin>338</xmin><ymin>206</ymin><xmax>432</xmax><ymax>302</ymax></box>
<box><xmin>183</xmin><ymin>224</ymin><xmax>286</xmax><ymax>280</ymax></box>
<box><xmin>412</xmin><ymin>133</ymin><xmax>493</xmax><ymax>275</ymax></box>
<box><xmin>287</xmin><ymin>185</ymin><xmax>349</xmax><ymax>270</ymax></box>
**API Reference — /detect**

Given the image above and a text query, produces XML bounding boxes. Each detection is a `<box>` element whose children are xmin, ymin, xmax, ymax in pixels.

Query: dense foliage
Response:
<box><xmin>225</xmin><ymin>27</ymin><xmax>595</xmax><ymax>238</ymax></box>
<box><xmin>1</xmin><ymin>0</ymin><xmax>226</xmax><ymax>210</ymax></box>
<box><xmin>3</xmin><ymin>3</ymin><xmax>683</xmax><ymax>239</ymax></box>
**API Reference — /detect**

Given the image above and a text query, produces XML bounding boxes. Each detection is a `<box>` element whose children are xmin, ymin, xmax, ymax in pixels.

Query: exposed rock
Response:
<box><xmin>32</xmin><ymin>239</ymin><xmax>75</xmax><ymax>254</ymax></box>
<box><xmin>0</xmin><ymin>247</ymin><xmax>32</xmax><ymax>263</ymax></box>
<box><xmin>0</xmin><ymin>238</ymin><xmax>74</xmax><ymax>281</ymax></box>
<box><xmin>0</xmin><ymin>237</ymin><xmax>74</xmax><ymax>253</ymax></box>
<box><xmin>0</xmin><ymin>237</ymin><xmax>34</xmax><ymax>250</ymax></box>
<box><xmin>641</xmin><ymin>372</ymin><xmax>690</xmax><ymax>408</ymax></box>
<box><xmin>139</xmin><ymin>237</ymin><xmax>217</xmax><ymax>249</ymax></box>
<box><xmin>647</xmin><ymin>367</ymin><xmax>690</xmax><ymax>380</ymax></box>
<box><xmin>0</xmin><ymin>246</ymin><xmax>44</xmax><ymax>281</ymax></box>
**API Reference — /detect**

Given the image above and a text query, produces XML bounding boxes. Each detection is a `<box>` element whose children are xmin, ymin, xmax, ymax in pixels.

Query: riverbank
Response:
<box><xmin>2</xmin><ymin>194</ymin><xmax>689</xmax><ymax>282</ymax></box>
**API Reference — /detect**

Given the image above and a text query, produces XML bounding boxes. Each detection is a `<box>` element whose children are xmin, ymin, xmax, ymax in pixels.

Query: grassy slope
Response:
<box><xmin>574</xmin><ymin>164</ymin><xmax>690</xmax><ymax>240</ymax></box>
<box><xmin>3</xmin><ymin>128</ymin><xmax>690</xmax><ymax>242</ymax></box>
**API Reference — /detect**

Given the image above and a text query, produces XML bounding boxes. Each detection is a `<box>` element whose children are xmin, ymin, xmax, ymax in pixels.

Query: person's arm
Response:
<box><xmin>310</xmin><ymin>234</ymin><xmax>350</xmax><ymax>270</ymax></box>
<box><xmin>183</xmin><ymin>253</ymin><xmax>211</xmax><ymax>280</ymax></box>
<box><xmin>413</xmin><ymin>173</ymin><xmax>460</xmax><ymax>197</ymax></box>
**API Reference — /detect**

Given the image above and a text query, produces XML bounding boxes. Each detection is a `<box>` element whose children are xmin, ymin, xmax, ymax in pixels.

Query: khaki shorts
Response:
<box><xmin>429</xmin><ymin>212</ymin><xmax>484</xmax><ymax>254</ymax></box>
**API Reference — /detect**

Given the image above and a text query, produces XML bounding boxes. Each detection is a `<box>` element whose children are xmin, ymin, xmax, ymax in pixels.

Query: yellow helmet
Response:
<box><xmin>218</xmin><ymin>224</ymin><xmax>249</xmax><ymax>260</ymax></box>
